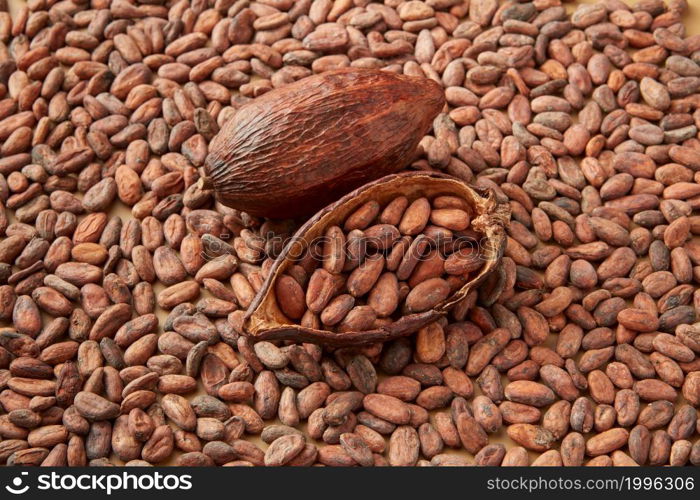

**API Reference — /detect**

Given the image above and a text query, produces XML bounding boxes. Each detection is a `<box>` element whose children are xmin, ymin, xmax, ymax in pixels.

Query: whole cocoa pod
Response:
<box><xmin>204</xmin><ymin>69</ymin><xmax>444</xmax><ymax>218</ymax></box>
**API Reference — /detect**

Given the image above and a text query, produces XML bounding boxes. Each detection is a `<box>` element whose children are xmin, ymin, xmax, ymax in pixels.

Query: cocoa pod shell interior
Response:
<box><xmin>244</xmin><ymin>171</ymin><xmax>510</xmax><ymax>345</ymax></box>
<box><xmin>204</xmin><ymin>68</ymin><xmax>445</xmax><ymax>219</ymax></box>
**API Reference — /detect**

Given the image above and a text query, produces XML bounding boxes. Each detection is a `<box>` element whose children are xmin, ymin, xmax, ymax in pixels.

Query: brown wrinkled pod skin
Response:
<box><xmin>205</xmin><ymin>68</ymin><xmax>445</xmax><ymax>218</ymax></box>
<box><xmin>244</xmin><ymin>172</ymin><xmax>509</xmax><ymax>345</ymax></box>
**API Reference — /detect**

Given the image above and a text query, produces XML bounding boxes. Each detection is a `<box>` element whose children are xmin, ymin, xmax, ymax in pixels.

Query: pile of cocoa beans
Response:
<box><xmin>274</xmin><ymin>195</ymin><xmax>481</xmax><ymax>333</ymax></box>
<box><xmin>1</xmin><ymin>0</ymin><xmax>700</xmax><ymax>467</ymax></box>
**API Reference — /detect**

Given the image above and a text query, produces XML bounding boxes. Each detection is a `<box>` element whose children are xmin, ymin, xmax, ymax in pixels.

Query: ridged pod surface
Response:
<box><xmin>205</xmin><ymin>68</ymin><xmax>445</xmax><ymax>218</ymax></box>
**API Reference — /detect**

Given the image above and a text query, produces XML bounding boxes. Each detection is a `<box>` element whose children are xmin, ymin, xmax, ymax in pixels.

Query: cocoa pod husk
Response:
<box><xmin>243</xmin><ymin>172</ymin><xmax>509</xmax><ymax>345</ymax></box>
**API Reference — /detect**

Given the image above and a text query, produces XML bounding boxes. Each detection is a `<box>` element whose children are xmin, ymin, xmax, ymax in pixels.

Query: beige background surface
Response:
<box><xmin>3</xmin><ymin>0</ymin><xmax>700</xmax><ymax>465</ymax></box>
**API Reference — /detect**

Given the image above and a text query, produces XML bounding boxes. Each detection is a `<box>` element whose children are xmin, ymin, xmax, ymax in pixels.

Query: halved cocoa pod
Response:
<box><xmin>204</xmin><ymin>68</ymin><xmax>444</xmax><ymax>218</ymax></box>
<box><xmin>244</xmin><ymin>172</ymin><xmax>509</xmax><ymax>345</ymax></box>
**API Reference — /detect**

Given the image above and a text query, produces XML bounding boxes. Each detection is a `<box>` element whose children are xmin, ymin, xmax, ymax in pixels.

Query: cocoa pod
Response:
<box><xmin>205</xmin><ymin>69</ymin><xmax>444</xmax><ymax>218</ymax></box>
<box><xmin>244</xmin><ymin>172</ymin><xmax>508</xmax><ymax>345</ymax></box>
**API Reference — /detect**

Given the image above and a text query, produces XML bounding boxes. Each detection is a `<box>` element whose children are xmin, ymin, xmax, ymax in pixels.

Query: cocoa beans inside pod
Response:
<box><xmin>204</xmin><ymin>68</ymin><xmax>444</xmax><ymax>219</ymax></box>
<box><xmin>244</xmin><ymin>172</ymin><xmax>509</xmax><ymax>345</ymax></box>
